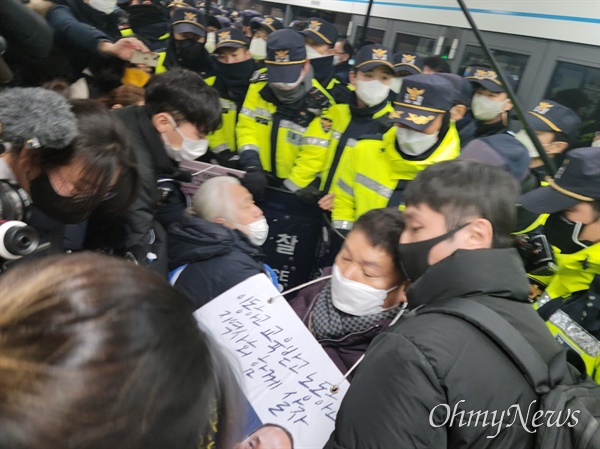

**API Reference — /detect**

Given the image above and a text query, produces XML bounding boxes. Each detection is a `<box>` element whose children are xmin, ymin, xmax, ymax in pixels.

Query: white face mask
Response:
<box><xmin>305</xmin><ymin>45</ymin><xmax>326</xmax><ymax>60</ymax></box>
<box><xmin>87</xmin><ymin>0</ymin><xmax>117</xmax><ymax>14</ymax></box>
<box><xmin>162</xmin><ymin>116</ymin><xmax>209</xmax><ymax>161</ymax></box>
<box><xmin>249</xmin><ymin>38</ymin><xmax>267</xmax><ymax>60</ymax></box>
<box><xmin>513</xmin><ymin>129</ymin><xmax>550</xmax><ymax>158</ymax></box>
<box><xmin>239</xmin><ymin>216</ymin><xmax>269</xmax><ymax>246</ymax></box>
<box><xmin>471</xmin><ymin>93</ymin><xmax>507</xmax><ymax>121</ymax></box>
<box><xmin>390</xmin><ymin>77</ymin><xmax>403</xmax><ymax>94</ymax></box>
<box><xmin>333</xmin><ymin>55</ymin><xmax>342</xmax><ymax>66</ymax></box>
<box><xmin>205</xmin><ymin>32</ymin><xmax>217</xmax><ymax>54</ymax></box>
<box><xmin>355</xmin><ymin>79</ymin><xmax>391</xmax><ymax>107</ymax></box>
<box><xmin>396</xmin><ymin>126</ymin><xmax>439</xmax><ymax>156</ymax></box>
<box><xmin>331</xmin><ymin>264</ymin><xmax>398</xmax><ymax>316</ymax></box>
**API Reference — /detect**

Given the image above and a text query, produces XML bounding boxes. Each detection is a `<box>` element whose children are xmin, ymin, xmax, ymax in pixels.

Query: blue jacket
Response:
<box><xmin>167</xmin><ymin>214</ymin><xmax>267</xmax><ymax>310</ymax></box>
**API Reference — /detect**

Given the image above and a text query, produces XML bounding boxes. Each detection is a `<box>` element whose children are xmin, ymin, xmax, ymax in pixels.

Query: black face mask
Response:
<box><xmin>127</xmin><ymin>4</ymin><xmax>168</xmax><ymax>31</ymax></box>
<box><xmin>175</xmin><ymin>40</ymin><xmax>212</xmax><ymax>72</ymax></box>
<box><xmin>309</xmin><ymin>54</ymin><xmax>334</xmax><ymax>85</ymax></box>
<box><xmin>545</xmin><ymin>212</ymin><xmax>590</xmax><ymax>254</ymax></box>
<box><xmin>398</xmin><ymin>223</ymin><xmax>470</xmax><ymax>282</ymax></box>
<box><xmin>214</xmin><ymin>58</ymin><xmax>256</xmax><ymax>103</ymax></box>
<box><xmin>29</xmin><ymin>173</ymin><xmax>98</xmax><ymax>224</ymax></box>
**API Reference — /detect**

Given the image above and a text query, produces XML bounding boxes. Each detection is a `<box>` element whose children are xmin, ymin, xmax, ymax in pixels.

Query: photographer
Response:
<box><xmin>0</xmin><ymin>88</ymin><xmax>138</xmax><ymax>265</ymax></box>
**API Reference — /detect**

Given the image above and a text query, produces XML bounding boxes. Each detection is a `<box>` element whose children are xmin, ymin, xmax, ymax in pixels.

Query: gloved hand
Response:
<box><xmin>214</xmin><ymin>149</ymin><xmax>241</xmax><ymax>169</ymax></box>
<box><xmin>241</xmin><ymin>167</ymin><xmax>268</xmax><ymax>202</ymax></box>
<box><xmin>295</xmin><ymin>185</ymin><xmax>325</xmax><ymax>206</ymax></box>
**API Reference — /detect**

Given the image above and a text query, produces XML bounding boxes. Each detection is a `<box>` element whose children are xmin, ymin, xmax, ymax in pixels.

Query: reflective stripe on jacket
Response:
<box><xmin>331</xmin><ymin>123</ymin><xmax>460</xmax><ymax>229</ymax></box>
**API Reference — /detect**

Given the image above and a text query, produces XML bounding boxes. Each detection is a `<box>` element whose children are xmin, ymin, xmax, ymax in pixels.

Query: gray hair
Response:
<box><xmin>192</xmin><ymin>176</ymin><xmax>241</xmax><ymax>222</ymax></box>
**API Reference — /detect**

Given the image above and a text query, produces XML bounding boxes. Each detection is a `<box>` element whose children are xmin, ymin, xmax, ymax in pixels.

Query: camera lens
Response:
<box><xmin>0</xmin><ymin>221</ymin><xmax>40</xmax><ymax>260</ymax></box>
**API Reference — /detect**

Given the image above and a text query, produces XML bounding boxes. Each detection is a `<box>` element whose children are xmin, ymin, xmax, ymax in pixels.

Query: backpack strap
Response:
<box><xmin>419</xmin><ymin>297</ymin><xmax>553</xmax><ymax>394</ymax></box>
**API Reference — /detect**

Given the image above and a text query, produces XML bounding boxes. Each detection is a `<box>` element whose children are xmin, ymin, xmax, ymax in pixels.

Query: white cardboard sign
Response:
<box><xmin>194</xmin><ymin>274</ymin><xmax>350</xmax><ymax>448</ymax></box>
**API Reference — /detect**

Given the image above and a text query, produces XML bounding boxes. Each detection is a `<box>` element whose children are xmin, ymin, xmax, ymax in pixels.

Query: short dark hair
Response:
<box><xmin>252</xmin><ymin>423</ymin><xmax>294</xmax><ymax>447</ymax></box>
<box><xmin>423</xmin><ymin>55</ymin><xmax>451</xmax><ymax>73</ymax></box>
<box><xmin>353</xmin><ymin>208</ymin><xmax>406</xmax><ymax>276</ymax></box>
<box><xmin>144</xmin><ymin>68</ymin><xmax>222</xmax><ymax>135</ymax></box>
<box><xmin>403</xmin><ymin>160</ymin><xmax>520</xmax><ymax>248</ymax></box>
<box><xmin>339</xmin><ymin>39</ymin><xmax>354</xmax><ymax>56</ymax></box>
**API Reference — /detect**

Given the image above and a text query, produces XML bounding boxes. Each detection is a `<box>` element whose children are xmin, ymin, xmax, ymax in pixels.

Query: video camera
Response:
<box><xmin>514</xmin><ymin>231</ymin><xmax>557</xmax><ymax>276</ymax></box>
<box><xmin>0</xmin><ymin>180</ymin><xmax>41</xmax><ymax>271</ymax></box>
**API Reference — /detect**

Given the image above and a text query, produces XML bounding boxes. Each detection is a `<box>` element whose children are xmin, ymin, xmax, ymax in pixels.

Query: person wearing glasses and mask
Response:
<box><xmin>109</xmin><ymin>68</ymin><xmax>221</xmax><ymax>274</ymax></box>
<box><xmin>290</xmin><ymin>208</ymin><xmax>407</xmax><ymax>379</ymax></box>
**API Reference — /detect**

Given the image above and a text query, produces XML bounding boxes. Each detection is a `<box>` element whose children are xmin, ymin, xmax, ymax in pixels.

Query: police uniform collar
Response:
<box><xmin>349</xmin><ymin>92</ymin><xmax>388</xmax><ymax>118</ymax></box>
<box><xmin>406</xmin><ymin>248</ymin><xmax>531</xmax><ymax>309</ymax></box>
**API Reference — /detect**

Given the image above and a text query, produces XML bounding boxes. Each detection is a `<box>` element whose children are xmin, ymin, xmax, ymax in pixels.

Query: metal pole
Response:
<box><xmin>358</xmin><ymin>0</ymin><xmax>375</xmax><ymax>48</ymax></box>
<box><xmin>456</xmin><ymin>0</ymin><xmax>556</xmax><ymax>176</ymax></box>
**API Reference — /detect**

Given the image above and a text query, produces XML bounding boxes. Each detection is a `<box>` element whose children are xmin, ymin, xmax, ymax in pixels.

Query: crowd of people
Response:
<box><xmin>0</xmin><ymin>0</ymin><xmax>599</xmax><ymax>448</ymax></box>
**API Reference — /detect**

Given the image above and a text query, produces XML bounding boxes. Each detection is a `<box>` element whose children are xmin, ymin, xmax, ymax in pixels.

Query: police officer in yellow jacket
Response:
<box><xmin>300</xmin><ymin>18</ymin><xmax>352</xmax><ymax>105</ymax></box>
<box><xmin>520</xmin><ymin>147</ymin><xmax>600</xmax><ymax>381</ymax></box>
<box><xmin>332</xmin><ymin>74</ymin><xmax>460</xmax><ymax>230</ymax></box>
<box><xmin>300</xmin><ymin>44</ymin><xmax>395</xmax><ymax>209</ymax></box>
<box><xmin>236</xmin><ymin>29</ymin><xmax>334</xmax><ymax>200</ymax></box>
<box><xmin>206</xmin><ymin>27</ymin><xmax>257</xmax><ymax>168</ymax></box>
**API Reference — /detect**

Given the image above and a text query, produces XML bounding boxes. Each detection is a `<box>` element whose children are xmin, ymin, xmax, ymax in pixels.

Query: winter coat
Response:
<box><xmin>289</xmin><ymin>267</ymin><xmax>393</xmax><ymax>378</ymax></box>
<box><xmin>324</xmin><ymin>248</ymin><xmax>566</xmax><ymax>449</ymax></box>
<box><xmin>167</xmin><ymin>214</ymin><xmax>266</xmax><ymax>310</ymax></box>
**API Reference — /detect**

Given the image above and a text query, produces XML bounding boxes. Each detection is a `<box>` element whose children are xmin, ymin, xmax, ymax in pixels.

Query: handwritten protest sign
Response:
<box><xmin>178</xmin><ymin>160</ymin><xmax>245</xmax><ymax>197</ymax></box>
<box><xmin>194</xmin><ymin>274</ymin><xmax>350</xmax><ymax>449</ymax></box>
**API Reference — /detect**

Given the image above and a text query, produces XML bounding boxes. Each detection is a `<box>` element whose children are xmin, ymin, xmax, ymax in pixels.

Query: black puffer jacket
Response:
<box><xmin>168</xmin><ymin>214</ymin><xmax>266</xmax><ymax>310</ymax></box>
<box><xmin>324</xmin><ymin>248</ymin><xmax>565</xmax><ymax>449</ymax></box>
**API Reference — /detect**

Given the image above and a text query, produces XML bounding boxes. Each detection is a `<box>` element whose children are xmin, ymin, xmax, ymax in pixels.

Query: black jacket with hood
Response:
<box><xmin>168</xmin><ymin>214</ymin><xmax>266</xmax><ymax>310</ymax></box>
<box><xmin>324</xmin><ymin>248</ymin><xmax>565</xmax><ymax>449</ymax></box>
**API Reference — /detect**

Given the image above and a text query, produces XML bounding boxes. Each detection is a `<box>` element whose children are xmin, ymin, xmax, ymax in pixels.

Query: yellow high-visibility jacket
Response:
<box><xmin>236</xmin><ymin>77</ymin><xmax>335</xmax><ymax>188</ymax></box>
<box><xmin>301</xmin><ymin>101</ymin><xmax>394</xmax><ymax>193</ymax></box>
<box><xmin>331</xmin><ymin>123</ymin><xmax>460</xmax><ymax>229</ymax></box>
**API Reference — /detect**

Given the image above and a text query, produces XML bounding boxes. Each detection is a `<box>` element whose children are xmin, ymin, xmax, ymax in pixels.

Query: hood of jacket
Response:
<box><xmin>167</xmin><ymin>213</ymin><xmax>264</xmax><ymax>270</ymax></box>
<box><xmin>407</xmin><ymin>248</ymin><xmax>530</xmax><ymax>309</ymax></box>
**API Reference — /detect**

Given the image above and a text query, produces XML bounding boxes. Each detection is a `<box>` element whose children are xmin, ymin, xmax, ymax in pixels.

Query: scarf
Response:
<box><xmin>310</xmin><ymin>281</ymin><xmax>398</xmax><ymax>341</ymax></box>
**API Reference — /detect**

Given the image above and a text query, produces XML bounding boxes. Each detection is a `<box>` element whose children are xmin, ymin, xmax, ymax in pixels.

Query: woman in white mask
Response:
<box><xmin>289</xmin><ymin>208</ymin><xmax>407</xmax><ymax>378</ymax></box>
<box><xmin>168</xmin><ymin>176</ymin><xmax>276</xmax><ymax>310</ymax></box>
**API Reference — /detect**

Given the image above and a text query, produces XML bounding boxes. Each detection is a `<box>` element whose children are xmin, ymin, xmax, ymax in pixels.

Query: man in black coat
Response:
<box><xmin>324</xmin><ymin>160</ymin><xmax>565</xmax><ymax>449</ymax></box>
<box><xmin>87</xmin><ymin>68</ymin><xmax>221</xmax><ymax>275</ymax></box>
